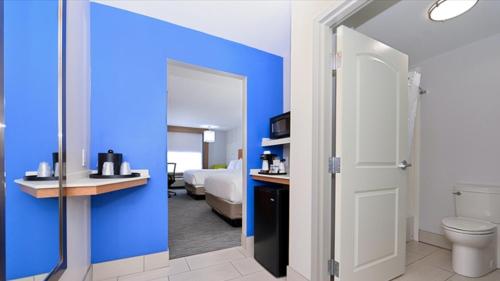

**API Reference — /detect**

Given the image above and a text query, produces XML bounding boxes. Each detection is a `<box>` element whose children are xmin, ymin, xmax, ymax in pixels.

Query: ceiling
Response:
<box><xmin>357</xmin><ymin>0</ymin><xmax>500</xmax><ymax>66</ymax></box>
<box><xmin>91</xmin><ymin>0</ymin><xmax>291</xmax><ymax>58</ymax></box>
<box><xmin>167</xmin><ymin>62</ymin><xmax>243</xmax><ymax>131</ymax></box>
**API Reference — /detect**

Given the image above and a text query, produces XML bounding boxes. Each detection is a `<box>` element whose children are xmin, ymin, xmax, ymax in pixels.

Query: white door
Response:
<box><xmin>334</xmin><ymin>26</ymin><xmax>409</xmax><ymax>281</ymax></box>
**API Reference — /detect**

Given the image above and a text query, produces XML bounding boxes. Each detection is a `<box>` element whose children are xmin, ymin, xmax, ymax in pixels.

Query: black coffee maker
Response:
<box><xmin>97</xmin><ymin>149</ymin><xmax>123</xmax><ymax>175</ymax></box>
<box><xmin>259</xmin><ymin>152</ymin><xmax>276</xmax><ymax>174</ymax></box>
<box><xmin>52</xmin><ymin>152</ymin><xmax>59</xmax><ymax>173</ymax></box>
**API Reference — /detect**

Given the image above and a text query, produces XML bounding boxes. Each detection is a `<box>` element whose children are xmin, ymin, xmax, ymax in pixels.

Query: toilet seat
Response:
<box><xmin>442</xmin><ymin>217</ymin><xmax>496</xmax><ymax>235</ymax></box>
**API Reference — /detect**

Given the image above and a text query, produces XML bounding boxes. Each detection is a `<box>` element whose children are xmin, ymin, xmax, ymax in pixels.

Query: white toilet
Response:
<box><xmin>442</xmin><ymin>184</ymin><xmax>500</xmax><ymax>277</ymax></box>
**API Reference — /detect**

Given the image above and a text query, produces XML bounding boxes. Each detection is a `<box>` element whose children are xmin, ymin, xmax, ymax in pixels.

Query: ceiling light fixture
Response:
<box><xmin>428</xmin><ymin>0</ymin><xmax>478</xmax><ymax>22</ymax></box>
<box><xmin>203</xmin><ymin>130</ymin><xmax>216</xmax><ymax>143</ymax></box>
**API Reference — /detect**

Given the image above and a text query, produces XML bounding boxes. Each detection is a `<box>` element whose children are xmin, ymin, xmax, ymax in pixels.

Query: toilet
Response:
<box><xmin>442</xmin><ymin>184</ymin><xmax>500</xmax><ymax>277</ymax></box>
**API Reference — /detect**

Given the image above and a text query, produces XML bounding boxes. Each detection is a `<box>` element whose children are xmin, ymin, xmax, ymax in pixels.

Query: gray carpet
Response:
<box><xmin>168</xmin><ymin>189</ymin><xmax>242</xmax><ymax>259</ymax></box>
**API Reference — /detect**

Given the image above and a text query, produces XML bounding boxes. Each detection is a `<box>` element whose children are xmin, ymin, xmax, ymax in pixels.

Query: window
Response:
<box><xmin>167</xmin><ymin>151</ymin><xmax>202</xmax><ymax>173</ymax></box>
<box><xmin>167</xmin><ymin>132</ymin><xmax>203</xmax><ymax>173</ymax></box>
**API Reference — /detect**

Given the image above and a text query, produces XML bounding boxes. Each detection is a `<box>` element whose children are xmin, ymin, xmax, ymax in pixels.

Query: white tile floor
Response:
<box><xmin>107</xmin><ymin>247</ymin><xmax>285</xmax><ymax>281</ymax></box>
<box><xmin>396</xmin><ymin>241</ymin><xmax>500</xmax><ymax>281</ymax></box>
<box><xmin>103</xmin><ymin>242</ymin><xmax>500</xmax><ymax>281</ymax></box>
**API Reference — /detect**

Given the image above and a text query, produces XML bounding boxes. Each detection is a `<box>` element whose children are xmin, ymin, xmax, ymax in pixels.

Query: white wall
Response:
<box><xmin>61</xmin><ymin>0</ymin><xmax>92</xmax><ymax>280</ymax></box>
<box><xmin>418</xmin><ymin>33</ymin><xmax>500</xmax><ymax>234</ymax></box>
<box><xmin>289</xmin><ymin>1</ymin><xmax>343</xmax><ymax>280</ymax></box>
<box><xmin>208</xmin><ymin>130</ymin><xmax>227</xmax><ymax>166</ymax></box>
<box><xmin>225</xmin><ymin>127</ymin><xmax>242</xmax><ymax>163</ymax></box>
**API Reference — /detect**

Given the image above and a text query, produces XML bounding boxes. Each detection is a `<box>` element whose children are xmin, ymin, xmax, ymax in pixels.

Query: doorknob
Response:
<box><xmin>398</xmin><ymin>160</ymin><xmax>412</xmax><ymax>170</ymax></box>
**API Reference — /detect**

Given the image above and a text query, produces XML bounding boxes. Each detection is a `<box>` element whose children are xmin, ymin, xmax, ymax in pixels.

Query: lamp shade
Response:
<box><xmin>203</xmin><ymin>130</ymin><xmax>215</xmax><ymax>143</ymax></box>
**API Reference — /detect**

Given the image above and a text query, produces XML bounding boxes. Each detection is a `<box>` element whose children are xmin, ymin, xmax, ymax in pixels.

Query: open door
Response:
<box><xmin>334</xmin><ymin>26</ymin><xmax>408</xmax><ymax>281</ymax></box>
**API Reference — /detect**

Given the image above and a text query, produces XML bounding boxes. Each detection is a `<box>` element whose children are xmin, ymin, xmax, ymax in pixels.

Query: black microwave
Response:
<box><xmin>270</xmin><ymin>112</ymin><xmax>290</xmax><ymax>139</ymax></box>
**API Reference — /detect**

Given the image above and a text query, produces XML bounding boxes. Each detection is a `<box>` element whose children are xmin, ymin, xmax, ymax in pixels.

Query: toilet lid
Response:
<box><xmin>442</xmin><ymin>217</ymin><xmax>496</xmax><ymax>233</ymax></box>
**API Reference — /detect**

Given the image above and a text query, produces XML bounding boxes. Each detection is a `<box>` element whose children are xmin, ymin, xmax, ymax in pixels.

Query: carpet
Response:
<box><xmin>168</xmin><ymin>189</ymin><xmax>242</xmax><ymax>259</ymax></box>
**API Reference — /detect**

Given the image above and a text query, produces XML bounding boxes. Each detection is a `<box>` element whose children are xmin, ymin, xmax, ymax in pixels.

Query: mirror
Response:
<box><xmin>4</xmin><ymin>1</ymin><xmax>64</xmax><ymax>279</ymax></box>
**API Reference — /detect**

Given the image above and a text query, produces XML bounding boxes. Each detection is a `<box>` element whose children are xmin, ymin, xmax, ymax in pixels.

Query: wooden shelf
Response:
<box><xmin>15</xmin><ymin>170</ymin><xmax>150</xmax><ymax>199</ymax></box>
<box><xmin>261</xmin><ymin>137</ymin><xmax>290</xmax><ymax>147</ymax></box>
<box><xmin>250</xmin><ymin>169</ymin><xmax>289</xmax><ymax>185</ymax></box>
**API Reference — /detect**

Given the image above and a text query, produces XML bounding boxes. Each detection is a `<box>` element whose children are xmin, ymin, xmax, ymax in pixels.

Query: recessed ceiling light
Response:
<box><xmin>428</xmin><ymin>0</ymin><xmax>478</xmax><ymax>22</ymax></box>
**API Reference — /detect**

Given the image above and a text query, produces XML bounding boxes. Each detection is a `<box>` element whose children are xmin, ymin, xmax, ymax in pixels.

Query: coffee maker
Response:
<box><xmin>97</xmin><ymin>149</ymin><xmax>123</xmax><ymax>175</ymax></box>
<box><xmin>259</xmin><ymin>151</ymin><xmax>276</xmax><ymax>174</ymax></box>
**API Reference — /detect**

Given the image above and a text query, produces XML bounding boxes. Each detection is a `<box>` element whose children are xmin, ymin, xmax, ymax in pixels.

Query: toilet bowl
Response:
<box><xmin>442</xmin><ymin>217</ymin><xmax>497</xmax><ymax>277</ymax></box>
<box><xmin>441</xmin><ymin>184</ymin><xmax>500</xmax><ymax>278</ymax></box>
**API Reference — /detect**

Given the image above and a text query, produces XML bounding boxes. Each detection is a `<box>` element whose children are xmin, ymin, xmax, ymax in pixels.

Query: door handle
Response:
<box><xmin>398</xmin><ymin>160</ymin><xmax>412</xmax><ymax>170</ymax></box>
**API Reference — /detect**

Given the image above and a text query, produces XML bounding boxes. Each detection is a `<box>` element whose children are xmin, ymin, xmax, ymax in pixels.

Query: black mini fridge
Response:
<box><xmin>254</xmin><ymin>186</ymin><xmax>289</xmax><ymax>277</ymax></box>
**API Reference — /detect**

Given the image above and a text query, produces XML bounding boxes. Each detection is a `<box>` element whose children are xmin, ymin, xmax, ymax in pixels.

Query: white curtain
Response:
<box><xmin>168</xmin><ymin>132</ymin><xmax>203</xmax><ymax>172</ymax></box>
<box><xmin>408</xmin><ymin>71</ymin><xmax>421</xmax><ymax>161</ymax></box>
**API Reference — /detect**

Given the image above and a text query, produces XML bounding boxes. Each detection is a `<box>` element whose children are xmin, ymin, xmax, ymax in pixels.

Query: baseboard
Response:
<box><xmin>92</xmin><ymin>250</ymin><xmax>169</xmax><ymax>281</ymax></box>
<box><xmin>10</xmin><ymin>272</ymin><xmax>48</xmax><ymax>281</ymax></box>
<box><xmin>419</xmin><ymin>229</ymin><xmax>451</xmax><ymax>250</ymax></box>
<box><xmin>241</xmin><ymin>235</ymin><xmax>254</xmax><ymax>257</ymax></box>
<box><xmin>406</xmin><ymin>216</ymin><xmax>414</xmax><ymax>241</ymax></box>
<box><xmin>286</xmin><ymin>266</ymin><xmax>310</xmax><ymax>281</ymax></box>
<box><xmin>82</xmin><ymin>266</ymin><xmax>92</xmax><ymax>281</ymax></box>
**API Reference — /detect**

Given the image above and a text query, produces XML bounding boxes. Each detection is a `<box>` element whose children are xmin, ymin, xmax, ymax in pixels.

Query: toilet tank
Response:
<box><xmin>455</xmin><ymin>183</ymin><xmax>500</xmax><ymax>223</ymax></box>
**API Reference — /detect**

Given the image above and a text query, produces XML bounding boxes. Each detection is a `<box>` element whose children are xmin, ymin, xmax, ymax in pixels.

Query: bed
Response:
<box><xmin>183</xmin><ymin>168</ymin><xmax>232</xmax><ymax>197</ymax></box>
<box><xmin>204</xmin><ymin>170</ymin><xmax>243</xmax><ymax>226</ymax></box>
<box><xmin>183</xmin><ymin>150</ymin><xmax>243</xmax><ymax>198</ymax></box>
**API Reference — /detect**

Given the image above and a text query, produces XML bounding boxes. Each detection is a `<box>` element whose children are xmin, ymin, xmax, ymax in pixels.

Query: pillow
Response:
<box><xmin>227</xmin><ymin>160</ymin><xmax>237</xmax><ymax>170</ymax></box>
<box><xmin>234</xmin><ymin>159</ymin><xmax>243</xmax><ymax>170</ymax></box>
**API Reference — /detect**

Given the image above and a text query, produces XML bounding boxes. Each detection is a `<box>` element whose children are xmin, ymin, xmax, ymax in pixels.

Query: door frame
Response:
<box><xmin>0</xmin><ymin>1</ymin><xmax>5</xmax><ymax>279</ymax></box>
<box><xmin>165</xmin><ymin>59</ymin><xmax>250</xmax><ymax>255</ymax></box>
<box><xmin>310</xmin><ymin>1</ymin><xmax>406</xmax><ymax>280</ymax></box>
<box><xmin>46</xmin><ymin>0</ymin><xmax>69</xmax><ymax>279</ymax></box>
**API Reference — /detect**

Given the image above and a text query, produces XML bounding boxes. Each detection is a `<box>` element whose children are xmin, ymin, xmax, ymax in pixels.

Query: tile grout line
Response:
<box><xmin>183</xmin><ymin>251</ymin><xmax>246</xmax><ymax>272</ymax></box>
<box><xmin>185</xmin><ymin>257</ymin><xmax>192</xmax><ymax>271</ymax></box>
<box><xmin>229</xmin><ymin>260</ymin><xmax>245</xmax><ymax>277</ymax></box>
<box><xmin>407</xmin><ymin>245</ymin><xmax>457</xmax><ymax>281</ymax></box>
<box><xmin>406</xmin><ymin>249</ymin><xmax>437</xmax><ymax>266</ymax></box>
<box><xmin>444</xmin><ymin>274</ymin><xmax>457</xmax><ymax>281</ymax></box>
<box><xmin>168</xmin><ymin>261</ymin><xmax>244</xmax><ymax>281</ymax></box>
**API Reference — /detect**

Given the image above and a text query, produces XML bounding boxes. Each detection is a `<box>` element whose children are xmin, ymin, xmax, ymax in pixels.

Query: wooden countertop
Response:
<box><xmin>15</xmin><ymin>170</ymin><xmax>150</xmax><ymax>198</ymax></box>
<box><xmin>250</xmin><ymin>169</ymin><xmax>289</xmax><ymax>185</ymax></box>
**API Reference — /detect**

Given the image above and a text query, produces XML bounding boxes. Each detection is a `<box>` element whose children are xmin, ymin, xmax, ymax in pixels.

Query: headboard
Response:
<box><xmin>238</xmin><ymin>149</ymin><xmax>243</xmax><ymax>160</ymax></box>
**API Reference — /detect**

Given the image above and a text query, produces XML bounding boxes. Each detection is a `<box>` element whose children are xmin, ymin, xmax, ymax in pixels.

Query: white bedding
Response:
<box><xmin>204</xmin><ymin>171</ymin><xmax>243</xmax><ymax>203</ymax></box>
<box><xmin>183</xmin><ymin>169</ymin><xmax>230</xmax><ymax>186</ymax></box>
<box><xmin>183</xmin><ymin>159</ymin><xmax>241</xmax><ymax>186</ymax></box>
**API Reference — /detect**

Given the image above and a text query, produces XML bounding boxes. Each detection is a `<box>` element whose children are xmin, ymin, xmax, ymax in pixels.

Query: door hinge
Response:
<box><xmin>328</xmin><ymin>157</ymin><xmax>341</xmax><ymax>174</ymax></box>
<box><xmin>328</xmin><ymin>259</ymin><xmax>339</xmax><ymax>277</ymax></box>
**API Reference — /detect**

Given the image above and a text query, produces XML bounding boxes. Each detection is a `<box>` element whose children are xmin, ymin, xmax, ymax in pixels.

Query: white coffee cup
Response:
<box><xmin>37</xmin><ymin>162</ymin><xmax>52</xmax><ymax>178</ymax></box>
<box><xmin>120</xmin><ymin>162</ymin><xmax>132</xmax><ymax>175</ymax></box>
<box><xmin>54</xmin><ymin>162</ymin><xmax>60</xmax><ymax>177</ymax></box>
<box><xmin>102</xmin><ymin>161</ymin><xmax>115</xmax><ymax>176</ymax></box>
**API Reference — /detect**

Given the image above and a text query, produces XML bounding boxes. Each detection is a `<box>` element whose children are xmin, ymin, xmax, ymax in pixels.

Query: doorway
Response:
<box><xmin>166</xmin><ymin>60</ymin><xmax>246</xmax><ymax>259</ymax></box>
<box><xmin>312</xmin><ymin>1</ymin><xmax>500</xmax><ymax>280</ymax></box>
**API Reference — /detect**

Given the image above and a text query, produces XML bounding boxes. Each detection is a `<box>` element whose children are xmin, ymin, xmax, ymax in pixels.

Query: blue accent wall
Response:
<box><xmin>91</xmin><ymin>3</ymin><xmax>283</xmax><ymax>263</ymax></box>
<box><xmin>4</xmin><ymin>0</ymin><xmax>59</xmax><ymax>279</ymax></box>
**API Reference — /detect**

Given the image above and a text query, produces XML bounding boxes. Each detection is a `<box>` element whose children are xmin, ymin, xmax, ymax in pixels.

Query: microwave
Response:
<box><xmin>270</xmin><ymin>112</ymin><xmax>290</xmax><ymax>139</ymax></box>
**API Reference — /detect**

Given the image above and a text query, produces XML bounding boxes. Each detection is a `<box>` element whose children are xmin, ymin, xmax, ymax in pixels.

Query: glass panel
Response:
<box><xmin>4</xmin><ymin>0</ymin><xmax>63</xmax><ymax>279</ymax></box>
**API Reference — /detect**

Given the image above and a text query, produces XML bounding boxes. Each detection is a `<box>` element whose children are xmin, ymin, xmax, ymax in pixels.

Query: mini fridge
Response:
<box><xmin>254</xmin><ymin>186</ymin><xmax>289</xmax><ymax>277</ymax></box>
